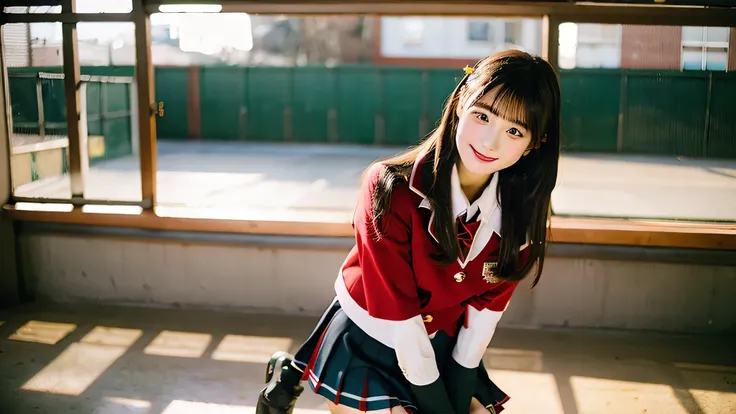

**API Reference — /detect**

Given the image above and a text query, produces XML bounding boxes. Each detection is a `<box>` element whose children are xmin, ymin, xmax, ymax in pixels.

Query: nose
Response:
<box><xmin>479</xmin><ymin>128</ymin><xmax>501</xmax><ymax>151</ymax></box>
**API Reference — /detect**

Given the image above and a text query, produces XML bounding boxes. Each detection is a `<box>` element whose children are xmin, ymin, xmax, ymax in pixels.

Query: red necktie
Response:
<box><xmin>457</xmin><ymin>210</ymin><xmax>481</xmax><ymax>262</ymax></box>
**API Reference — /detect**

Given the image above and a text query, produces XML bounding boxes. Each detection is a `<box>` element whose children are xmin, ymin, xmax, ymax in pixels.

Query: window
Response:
<box><xmin>504</xmin><ymin>21</ymin><xmax>522</xmax><ymax>45</ymax></box>
<box><xmin>403</xmin><ymin>18</ymin><xmax>424</xmax><ymax>46</ymax></box>
<box><xmin>3</xmin><ymin>0</ymin><xmax>132</xmax><ymax>13</ymax></box>
<box><xmin>4</xmin><ymin>11</ymin><xmax>735</xmax><ymax>232</ymax></box>
<box><xmin>577</xmin><ymin>23</ymin><xmax>621</xmax><ymax>44</ymax></box>
<box><xmin>555</xmin><ymin>22</ymin><xmax>736</xmax><ymax>222</ymax></box>
<box><xmin>468</xmin><ymin>21</ymin><xmax>490</xmax><ymax>42</ymax></box>
<box><xmin>558</xmin><ymin>23</ymin><xmax>622</xmax><ymax>69</ymax></box>
<box><xmin>681</xmin><ymin>26</ymin><xmax>729</xmax><ymax>71</ymax></box>
<box><xmin>579</xmin><ymin>24</ymin><xmax>621</xmax><ymax>69</ymax></box>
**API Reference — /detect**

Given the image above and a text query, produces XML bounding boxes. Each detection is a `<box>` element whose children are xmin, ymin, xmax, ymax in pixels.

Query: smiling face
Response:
<box><xmin>455</xmin><ymin>85</ymin><xmax>532</xmax><ymax>182</ymax></box>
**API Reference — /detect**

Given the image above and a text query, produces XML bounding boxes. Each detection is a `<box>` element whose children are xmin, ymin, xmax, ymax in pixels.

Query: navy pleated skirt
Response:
<box><xmin>291</xmin><ymin>298</ymin><xmax>509</xmax><ymax>413</ymax></box>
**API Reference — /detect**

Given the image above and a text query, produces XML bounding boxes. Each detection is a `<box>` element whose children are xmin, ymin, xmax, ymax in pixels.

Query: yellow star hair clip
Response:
<box><xmin>463</xmin><ymin>65</ymin><xmax>474</xmax><ymax>75</ymax></box>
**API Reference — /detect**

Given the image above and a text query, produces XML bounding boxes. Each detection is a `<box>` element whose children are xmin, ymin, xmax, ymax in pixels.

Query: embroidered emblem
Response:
<box><xmin>482</xmin><ymin>262</ymin><xmax>500</xmax><ymax>284</ymax></box>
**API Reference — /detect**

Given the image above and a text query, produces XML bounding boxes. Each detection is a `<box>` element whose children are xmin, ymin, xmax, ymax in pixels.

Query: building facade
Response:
<box><xmin>373</xmin><ymin>17</ymin><xmax>735</xmax><ymax>71</ymax></box>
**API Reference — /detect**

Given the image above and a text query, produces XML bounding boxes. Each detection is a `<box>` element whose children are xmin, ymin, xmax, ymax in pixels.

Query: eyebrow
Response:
<box><xmin>473</xmin><ymin>102</ymin><xmax>529</xmax><ymax>130</ymax></box>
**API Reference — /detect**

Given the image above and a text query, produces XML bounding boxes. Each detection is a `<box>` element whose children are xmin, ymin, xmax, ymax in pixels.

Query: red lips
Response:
<box><xmin>470</xmin><ymin>145</ymin><xmax>498</xmax><ymax>162</ymax></box>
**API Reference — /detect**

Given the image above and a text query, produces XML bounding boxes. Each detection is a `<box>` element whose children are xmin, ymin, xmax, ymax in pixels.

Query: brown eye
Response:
<box><xmin>475</xmin><ymin>113</ymin><xmax>489</xmax><ymax>122</ymax></box>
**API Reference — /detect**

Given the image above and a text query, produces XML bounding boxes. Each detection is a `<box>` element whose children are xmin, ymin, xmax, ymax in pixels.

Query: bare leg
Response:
<box><xmin>326</xmin><ymin>399</ymin><xmax>410</xmax><ymax>414</ymax></box>
<box><xmin>326</xmin><ymin>396</ymin><xmax>490</xmax><ymax>413</ymax></box>
<box><xmin>469</xmin><ymin>397</ymin><xmax>493</xmax><ymax>414</ymax></box>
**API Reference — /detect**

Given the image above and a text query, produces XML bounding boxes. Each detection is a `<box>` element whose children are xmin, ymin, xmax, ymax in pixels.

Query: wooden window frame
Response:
<box><xmin>2</xmin><ymin>0</ymin><xmax>736</xmax><ymax>251</ymax></box>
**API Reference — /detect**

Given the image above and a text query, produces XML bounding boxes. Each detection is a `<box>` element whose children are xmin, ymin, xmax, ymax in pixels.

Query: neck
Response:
<box><xmin>457</xmin><ymin>161</ymin><xmax>493</xmax><ymax>203</ymax></box>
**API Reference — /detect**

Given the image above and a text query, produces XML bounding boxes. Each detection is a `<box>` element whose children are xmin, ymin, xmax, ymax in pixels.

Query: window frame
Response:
<box><xmin>681</xmin><ymin>26</ymin><xmax>730</xmax><ymax>71</ymax></box>
<box><xmin>2</xmin><ymin>0</ymin><xmax>735</xmax><ymax>250</ymax></box>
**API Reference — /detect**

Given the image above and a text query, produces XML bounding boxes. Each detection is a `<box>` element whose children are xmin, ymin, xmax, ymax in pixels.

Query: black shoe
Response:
<box><xmin>256</xmin><ymin>351</ymin><xmax>304</xmax><ymax>414</ymax></box>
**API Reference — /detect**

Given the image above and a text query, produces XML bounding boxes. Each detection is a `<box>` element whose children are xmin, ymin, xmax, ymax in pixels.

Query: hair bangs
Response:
<box><xmin>483</xmin><ymin>80</ymin><xmax>547</xmax><ymax>144</ymax></box>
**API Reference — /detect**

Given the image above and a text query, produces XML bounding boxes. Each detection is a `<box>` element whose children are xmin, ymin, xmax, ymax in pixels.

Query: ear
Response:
<box><xmin>524</xmin><ymin>134</ymin><xmax>547</xmax><ymax>156</ymax></box>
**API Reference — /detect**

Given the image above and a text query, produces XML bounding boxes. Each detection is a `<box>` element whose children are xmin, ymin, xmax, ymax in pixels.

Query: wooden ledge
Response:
<box><xmin>549</xmin><ymin>217</ymin><xmax>736</xmax><ymax>250</ymax></box>
<box><xmin>3</xmin><ymin>203</ymin><xmax>736</xmax><ymax>250</ymax></box>
<box><xmin>2</xmin><ymin>204</ymin><xmax>354</xmax><ymax>238</ymax></box>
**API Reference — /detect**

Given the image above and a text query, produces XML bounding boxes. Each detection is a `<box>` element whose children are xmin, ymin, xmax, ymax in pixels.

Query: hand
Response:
<box><xmin>444</xmin><ymin>357</ymin><xmax>478</xmax><ymax>414</ymax></box>
<box><xmin>409</xmin><ymin>379</ymin><xmax>457</xmax><ymax>414</ymax></box>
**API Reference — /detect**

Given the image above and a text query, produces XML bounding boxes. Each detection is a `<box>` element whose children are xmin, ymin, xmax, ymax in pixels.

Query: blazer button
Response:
<box><xmin>423</xmin><ymin>314</ymin><xmax>433</xmax><ymax>323</ymax></box>
<box><xmin>454</xmin><ymin>271</ymin><xmax>466</xmax><ymax>283</ymax></box>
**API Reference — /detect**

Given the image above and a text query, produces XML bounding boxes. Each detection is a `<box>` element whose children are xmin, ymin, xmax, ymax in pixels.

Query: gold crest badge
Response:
<box><xmin>482</xmin><ymin>262</ymin><xmax>500</xmax><ymax>284</ymax></box>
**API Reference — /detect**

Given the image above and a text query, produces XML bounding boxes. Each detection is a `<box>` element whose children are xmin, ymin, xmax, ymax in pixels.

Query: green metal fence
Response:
<box><xmin>196</xmin><ymin>66</ymin><xmax>736</xmax><ymax>158</ymax></box>
<box><xmin>8</xmin><ymin>66</ymin><xmax>736</xmax><ymax>159</ymax></box>
<box><xmin>559</xmin><ymin>70</ymin><xmax>621</xmax><ymax>153</ymax></box>
<box><xmin>155</xmin><ymin>67</ymin><xmax>189</xmax><ymax>140</ymax></box>
<box><xmin>560</xmin><ymin>69</ymin><xmax>736</xmax><ymax>159</ymax></box>
<box><xmin>196</xmin><ymin>66</ymin><xmax>464</xmax><ymax>146</ymax></box>
<box><xmin>7</xmin><ymin>69</ymin><xmax>135</xmax><ymax>164</ymax></box>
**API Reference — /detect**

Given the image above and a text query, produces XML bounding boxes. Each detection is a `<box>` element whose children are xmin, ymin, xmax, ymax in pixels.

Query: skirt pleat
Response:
<box><xmin>293</xmin><ymin>298</ymin><xmax>509</xmax><ymax>413</ymax></box>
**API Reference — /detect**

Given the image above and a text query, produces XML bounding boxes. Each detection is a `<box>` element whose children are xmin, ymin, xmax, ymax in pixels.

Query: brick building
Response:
<box><xmin>372</xmin><ymin>17</ymin><xmax>736</xmax><ymax>71</ymax></box>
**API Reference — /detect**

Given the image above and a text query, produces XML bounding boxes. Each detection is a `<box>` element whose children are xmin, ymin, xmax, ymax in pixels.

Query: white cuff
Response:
<box><xmin>451</xmin><ymin>306</ymin><xmax>503</xmax><ymax>369</ymax></box>
<box><xmin>336</xmin><ymin>275</ymin><xmax>439</xmax><ymax>386</ymax></box>
<box><xmin>394</xmin><ymin>315</ymin><xmax>440</xmax><ymax>386</ymax></box>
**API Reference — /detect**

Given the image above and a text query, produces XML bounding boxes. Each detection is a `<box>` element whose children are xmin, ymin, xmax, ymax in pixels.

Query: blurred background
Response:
<box><xmin>4</xmin><ymin>1</ymin><xmax>735</xmax><ymax>222</ymax></box>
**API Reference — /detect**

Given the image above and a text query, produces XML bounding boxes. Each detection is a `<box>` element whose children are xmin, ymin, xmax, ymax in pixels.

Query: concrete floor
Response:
<box><xmin>12</xmin><ymin>140</ymin><xmax>736</xmax><ymax>222</ymax></box>
<box><xmin>0</xmin><ymin>302</ymin><xmax>734</xmax><ymax>414</ymax></box>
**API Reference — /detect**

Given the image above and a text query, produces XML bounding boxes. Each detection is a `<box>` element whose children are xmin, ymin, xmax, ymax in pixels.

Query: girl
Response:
<box><xmin>257</xmin><ymin>49</ymin><xmax>560</xmax><ymax>414</ymax></box>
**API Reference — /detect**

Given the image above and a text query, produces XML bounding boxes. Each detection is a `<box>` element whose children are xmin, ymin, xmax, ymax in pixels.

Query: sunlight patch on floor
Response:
<box><xmin>570</xmin><ymin>376</ymin><xmax>687</xmax><ymax>413</ymax></box>
<box><xmin>83</xmin><ymin>326</ymin><xmax>144</xmax><ymax>347</ymax></box>
<box><xmin>212</xmin><ymin>335</ymin><xmax>293</xmax><ymax>363</ymax></box>
<box><xmin>676</xmin><ymin>364</ymin><xmax>736</xmax><ymax>413</ymax></box>
<box><xmin>487</xmin><ymin>369</ymin><xmax>564</xmax><ymax>414</ymax></box>
<box><xmin>9</xmin><ymin>320</ymin><xmax>77</xmax><ymax>345</ymax></box>
<box><xmin>21</xmin><ymin>326</ymin><xmax>142</xmax><ymax>396</ymax></box>
<box><xmin>686</xmin><ymin>388</ymin><xmax>736</xmax><ymax>413</ymax></box>
<box><xmin>97</xmin><ymin>396</ymin><xmax>152</xmax><ymax>413</ymax></box>
<box><xmin>143</xmin><ymin>330</ymin><xmax>212</xmax><ymax>358</ymax></box>
<box><xmin>160</xmin><ymin>400</ymin><xmax>328</xmax><ymax>414</ymax></box>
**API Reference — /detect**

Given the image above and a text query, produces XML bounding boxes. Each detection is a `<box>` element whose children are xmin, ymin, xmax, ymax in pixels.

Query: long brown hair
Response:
<box><xmin>365</xmin><ymin>50</ymin><xmax>560</xmax><ymax>288</ymax></box>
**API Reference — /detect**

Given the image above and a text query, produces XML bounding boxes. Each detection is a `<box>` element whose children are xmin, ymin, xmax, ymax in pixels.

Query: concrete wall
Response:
<box><xmin>14</xmin><ymin>225</ymin><xmax>736</xmax><ymax>334</ymax></box>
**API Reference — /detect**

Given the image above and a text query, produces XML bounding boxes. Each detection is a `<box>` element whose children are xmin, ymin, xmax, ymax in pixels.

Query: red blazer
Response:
<box><xmin>334</xmin><ymin>152</ymin><xmax>531</xmax><ymax>386</ymax></box>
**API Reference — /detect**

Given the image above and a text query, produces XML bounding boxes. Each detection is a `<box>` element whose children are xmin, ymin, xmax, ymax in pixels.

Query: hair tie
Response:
<box><xmin>463</xmin><ymin>65</ymin><xmax>474</xmax><ymax>75</ymax></box>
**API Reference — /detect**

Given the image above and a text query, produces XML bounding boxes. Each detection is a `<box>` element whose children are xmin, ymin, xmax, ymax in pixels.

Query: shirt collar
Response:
<box><xmin>411</xmin><ymin>151</ymin><xmax>501</xmax><ymax>224</ymax></box>
<box><xmin>451</xmin><ymin>164</ymin><xmax>500</xmax><ymax>223</ymax></box>
<box><xmin>408</xmin><ymin>151</ymin><xmax>521</xmax><ymax>250</ymax></box>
